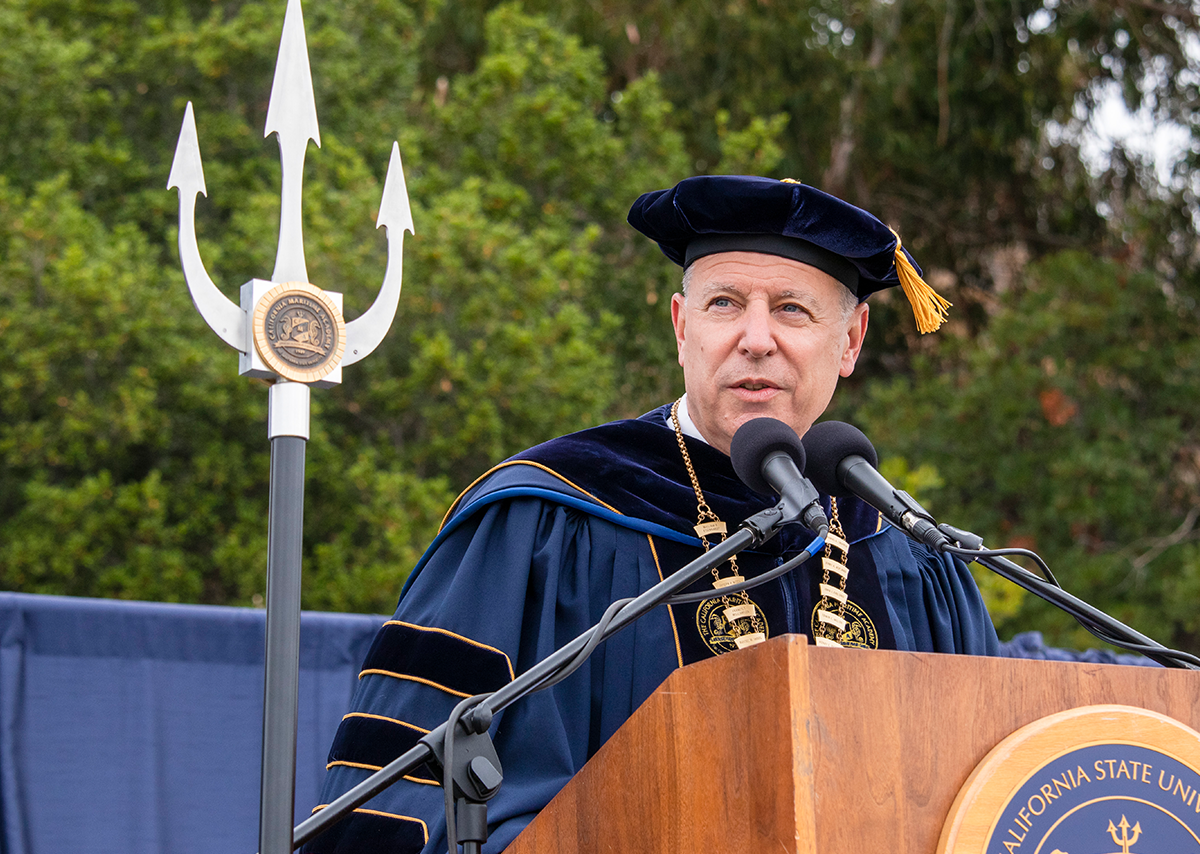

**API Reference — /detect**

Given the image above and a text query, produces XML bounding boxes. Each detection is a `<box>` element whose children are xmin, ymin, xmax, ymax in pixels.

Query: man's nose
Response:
<box><xmin>738</xmin><ymin>302</ymin><xmax>777</xmax><ymax>358</ymax></box>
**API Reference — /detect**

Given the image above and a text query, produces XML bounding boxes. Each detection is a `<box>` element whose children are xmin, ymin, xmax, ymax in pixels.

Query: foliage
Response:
<box><xmin>0</xmin><ymin>178</ymin><xmax>451</xmax><ymax>612</ymax></box>
<box><xmin>854</xmin><ymin>251</ymin><xmax>1200</xmax><ymax>651</ymax></box>
<box><xmin>0</xmin><ymin>0</ymin><xmax>1197</xmax><ymax>652</ymax></box>
<box><xmin>341</xmin><ymin>6</ymin><xmax>684</xmax><ymax>481</ymax></box>
<box><xmin>0</xmin><ymin>1</ymin><xmax>692</xmax><ymax>610</ymax></box>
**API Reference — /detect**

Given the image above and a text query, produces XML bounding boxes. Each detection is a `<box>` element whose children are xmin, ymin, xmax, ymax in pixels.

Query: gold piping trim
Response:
<box><xmin>405</xmin><ymin>775</ymin><xmax>438</xmax><ymax>786</ymax></box>
<box><xmin>440</xmin><ymin>466</ymin><xmax>505</xmax><ymax>529</ymax></box>
<box><xmin>327</xmin><ymin>759</ymin><xmax>382</xmax><ymax>771</ymax></box>
<box><xmin>439</xmin><ymin>459</ymin><xmax>623</xmax><ymax>531</ymax></box>
<box><xmin>309</xmin><ymin>805</ymin><xmax>430</xmax><ymax>843</ymax></box>
<box><xmin>435</xmin><ymin>458</ymin><xmax>682</xmax><ymax>670</ymax></box>
<box><xmin>383</xmin><ymin>619</ymin><xmax>515</xmax><ymax>681</ymax></box>
<box><xmin>876</xmin><ymin>511</ymin><xmax>883</xmax><ymax>533</ymax></box>
<box><xmin>325</xmin><ymin>760</ymin><xmax>439</xmax><ymax>786</ymax></box>
<box><xmin>342</xmin><ymin>711</ymin><xmax>429</xmax><ymax>734</ymax></box>
<box><xmin>647</xmin><ymin>535</ymin><xmax>684</xmax><ymax>669</ymax></box>
<box><xmin>358</xmin><ymin>669</ymin><xmax>471</xmax><ymax>698</ymax></box>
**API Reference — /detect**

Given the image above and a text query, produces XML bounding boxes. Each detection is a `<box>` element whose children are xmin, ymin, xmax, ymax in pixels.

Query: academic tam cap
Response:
<box><xmin>627</xmin><ymin>175</ymin><xmax>950</xmax><ymax>333</ymax></box>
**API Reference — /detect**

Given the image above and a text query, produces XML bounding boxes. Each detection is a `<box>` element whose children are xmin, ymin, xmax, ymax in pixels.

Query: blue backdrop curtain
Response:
<box><xmin>0</xmin><ymin>591</ymin><xmax>1147</xmax><ymax>854</ymax></box>
<box><xmin>0</xmin><ymin>593</ymin><xmax>381</xmax><ymax>854</ymax></box>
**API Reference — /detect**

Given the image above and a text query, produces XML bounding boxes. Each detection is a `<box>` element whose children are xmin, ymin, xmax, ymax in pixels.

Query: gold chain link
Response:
<box><xmin>670</xmin><ymin>398</ymin><xmax>762</xmax><ymax>636</ymax></box>
<box><xmin>814</xmin><ymin>497</ymin><xmax>851</xmax><ymax>646</ymax></box>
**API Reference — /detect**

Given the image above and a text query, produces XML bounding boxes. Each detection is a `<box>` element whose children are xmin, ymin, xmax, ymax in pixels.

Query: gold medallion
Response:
<box><xmin>697</xmin><ymin>597</ymin><xmax>769</xmax><ymax>655</ymax></box>
<box><xmin>810</xmin><ymin>599</ymin><xmax>877</xmax><ymax>649</ymax></box>
<box><xmin>253</xmin><ymin>282</ymin><xmax>346</xmax><ymax>383</ymax></box>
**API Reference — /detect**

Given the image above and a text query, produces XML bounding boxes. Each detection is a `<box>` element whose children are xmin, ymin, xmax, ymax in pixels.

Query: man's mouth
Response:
<box><xmin>737</xmin><ymin>381</ymin><xmax>776</xmax><ymax>391</ymax></box>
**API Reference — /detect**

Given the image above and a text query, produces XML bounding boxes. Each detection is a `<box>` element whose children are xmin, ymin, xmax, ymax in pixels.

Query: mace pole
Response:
<box><xmin>168</xmin><ymin>0</ymin><xmax>413</xmax><ymax>848</ymax></box>
<box><xmin>260</xmin><ymin>381</ymin><xmax>311</xmax><ymax>854</ymax></box>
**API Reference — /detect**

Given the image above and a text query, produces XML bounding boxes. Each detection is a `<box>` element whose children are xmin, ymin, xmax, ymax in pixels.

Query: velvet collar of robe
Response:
<box><xmin>403</xmin><ymin>404</ymin><xmax>887</xmax><ymax>596</ymax></box>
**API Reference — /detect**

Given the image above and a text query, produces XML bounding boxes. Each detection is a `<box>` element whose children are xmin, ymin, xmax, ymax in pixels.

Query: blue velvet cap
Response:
<box><xmin>628</xmin><ymin>175</ymin><xmax>950</xmax><ymax>332</ymax></box>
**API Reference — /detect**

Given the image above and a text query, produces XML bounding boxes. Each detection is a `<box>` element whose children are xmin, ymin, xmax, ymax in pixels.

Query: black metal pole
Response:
<box><xmin>260</xmin><ymin>433</ymin><xmax>308</xmax><ymax>854</ymax></box>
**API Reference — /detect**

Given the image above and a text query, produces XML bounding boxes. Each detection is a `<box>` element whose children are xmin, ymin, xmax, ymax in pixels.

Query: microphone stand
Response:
<box><xmin>287</xmin><ymin>501</ymin><xmax>815</xmax><ymax>851</ymax></box>
<box><xmin>942</xmin><ymin>544</ymin><xmax>1200</xmax><ymax>670</ymax></box>
<box><xmin>838</xmin><ymin>464</ymin><xmax>1198</xmax><ymax>670</ymax></box>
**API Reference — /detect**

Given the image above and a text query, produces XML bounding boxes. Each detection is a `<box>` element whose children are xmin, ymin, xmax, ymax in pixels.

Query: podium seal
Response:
<box><xmin>253</xmin><ymin>282</ymin><xmax>346</xmax><ymax>383</ymax></box>
<box><xmin>938</xmin><ymin>705</ymin><xmax>1200</xmax><ymax>854</ymax></box>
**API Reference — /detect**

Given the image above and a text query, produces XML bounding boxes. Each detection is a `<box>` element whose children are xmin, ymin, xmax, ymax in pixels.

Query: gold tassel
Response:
<box><xmin>889</xmin><ymin>227</ymin><xmax>951</xmax><ymax>334</ymax></box>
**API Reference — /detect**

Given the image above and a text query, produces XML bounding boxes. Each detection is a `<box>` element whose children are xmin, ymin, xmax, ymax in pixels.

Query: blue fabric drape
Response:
<box><xmin>0</xmin><ymin>592</ymin><xmax>382</xmax><ymax>854</ymax></box>
<box><xmin>0</xmin><ymin>590</ymin><xmax>1148</xmax><ymax>854</ymax></box>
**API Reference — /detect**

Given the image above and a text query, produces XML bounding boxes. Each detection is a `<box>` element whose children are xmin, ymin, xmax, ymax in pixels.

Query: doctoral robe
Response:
<box><xmin>302</xmin><ymin>405</ymin><xmax>999</xmax><ymax>853</ymax></box>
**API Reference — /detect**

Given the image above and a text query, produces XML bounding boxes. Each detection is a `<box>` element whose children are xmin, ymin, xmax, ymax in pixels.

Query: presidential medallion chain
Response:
<box><xmin>813</xmin><ymin>498</ymin><xmax>851</xmax><ymax>648</ymax></box>
<box><xmin>670</xmin><ymin>398</ymin><xmax>766</xmax><ymax>649</ymax></box>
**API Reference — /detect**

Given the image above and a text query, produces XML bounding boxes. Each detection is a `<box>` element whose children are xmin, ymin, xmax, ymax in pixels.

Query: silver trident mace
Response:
<box><xmin>167</xmin><ymin>1</ymin><xmax>413</xmax><ymax>852</ymax></box>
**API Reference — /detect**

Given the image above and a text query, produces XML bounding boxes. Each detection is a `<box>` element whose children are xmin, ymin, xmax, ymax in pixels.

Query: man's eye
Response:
<box><xmin>711</xmin><ymin>297</ymin><xmax>733</xmax><ymax>308</ymax></box>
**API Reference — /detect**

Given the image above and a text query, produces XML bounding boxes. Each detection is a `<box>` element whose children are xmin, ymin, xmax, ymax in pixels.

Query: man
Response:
<box><xmin>302</xmin><ymin>176</ymin><xmax>999</xmax><ymax>854</ymax></box>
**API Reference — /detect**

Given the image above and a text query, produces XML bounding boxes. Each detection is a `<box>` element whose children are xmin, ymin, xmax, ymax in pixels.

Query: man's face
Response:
<box><xmin>670</xmin><ymin>251</ymin><xmax>869</xmax><ymax>456</ymax></box>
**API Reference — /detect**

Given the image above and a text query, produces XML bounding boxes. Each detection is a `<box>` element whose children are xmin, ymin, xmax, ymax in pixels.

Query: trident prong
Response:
<box><xmin>343</xmin><ymin>141</ymin><xmax>414</xmax><ymax>365</ymax></box>
<box><xmin>168</xmin><ymin>0</ymin><xmax>410</xmax><ymax>374</ymax></box>
<box><xmin>167</xmin><ymin>3</ymin><xmax>412</xmax><ymax>852</ymax></box>
<box><xmin>166</xmin><ymin>101</ymin><xmax>246</xmax><ymax>351</ymax></box>
<box><xmin>1107</xmin><ymin>815</ymin><xmax>1142</xmax><ymax>853</ymax></box>
<box><xmin>265</xmin><ymin>0</ymin><xmax>320</xmax><ymax>285</ymax></box>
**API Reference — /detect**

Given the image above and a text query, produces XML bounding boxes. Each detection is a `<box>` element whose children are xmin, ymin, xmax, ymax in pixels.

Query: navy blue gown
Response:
<box><xmin>301</xmin><ymin>406</ymin><xmax>999</xmax><ymax>853</ymax></box>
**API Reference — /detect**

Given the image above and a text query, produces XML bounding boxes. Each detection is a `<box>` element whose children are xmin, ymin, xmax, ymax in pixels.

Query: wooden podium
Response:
<box><xmin>506</xmin><ymin>634</ymin><xmax>1200</xmax><ymax>854</ymax></box>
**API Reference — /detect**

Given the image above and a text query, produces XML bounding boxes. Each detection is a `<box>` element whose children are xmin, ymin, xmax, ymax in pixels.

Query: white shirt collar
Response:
<box><xmin>670</xmin><ymin>394</ymin><xmax>708</xmax><ymax>445</ymax></box>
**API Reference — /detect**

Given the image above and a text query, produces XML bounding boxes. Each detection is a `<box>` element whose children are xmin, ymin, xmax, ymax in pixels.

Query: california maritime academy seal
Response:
<box><xmin>810</xmin><ymin>599</ymin><xmax>879</xmax><ymax>649</ymax></box>
<box><xmin>696</xmin><ymin>597</ymin><xmax>769</xmax><ymax>655</ymax></box>
<box><xmin>253</xmin><ymin>282</ymin><xmax>346</xmax><ymax>383</ymax></box>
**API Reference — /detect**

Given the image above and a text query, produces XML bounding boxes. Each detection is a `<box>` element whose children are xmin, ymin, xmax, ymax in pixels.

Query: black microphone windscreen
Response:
<box><xmin>800</xmin><ymin>421</ymin><xmax>879</xmax><ymax>497</ymax></box>
<box><xmin>729</xmin><ymin>417</ymin><xmax>807</xmax><ymax>495</ymax></box>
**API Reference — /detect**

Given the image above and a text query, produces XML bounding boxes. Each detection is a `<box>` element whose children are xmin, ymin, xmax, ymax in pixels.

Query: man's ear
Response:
<box><xmin>671</xmin><ymin>292</ymin><xmax>687</xmax><ymax>367</ymax></box>
<box><xmin>839</xmin><ymin>302</ymin><xmax>869</xmax><ymax>377</ymax></box>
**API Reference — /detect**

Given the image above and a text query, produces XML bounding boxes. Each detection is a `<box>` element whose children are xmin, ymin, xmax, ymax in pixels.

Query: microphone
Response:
<box><xmin>730</xmin><ymin>417</ymin><xmax>828</xmax><ymax>536</ymax></box>
<box><xmin>801</xmin><ymin>421</ymin><xmax>949</xmax><ymax>550</ymax></box>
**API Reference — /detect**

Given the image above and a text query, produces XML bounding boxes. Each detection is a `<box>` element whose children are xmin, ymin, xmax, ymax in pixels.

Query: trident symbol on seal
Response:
<box><xmin>166</xmin><ymin>2</ymin><xmax>412</xmax><ymax>853</ymax></box>
<box><xmin>1106</xmin><ymin>815</ymin><xmax>1142</xmax><ymax>854</ymax></box>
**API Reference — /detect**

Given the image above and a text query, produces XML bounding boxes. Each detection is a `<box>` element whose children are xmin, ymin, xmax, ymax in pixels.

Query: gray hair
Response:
<box><xmin>680</xmin><ymin>264</ymin><xmax>695</xmax><ymax>297</ymax></box>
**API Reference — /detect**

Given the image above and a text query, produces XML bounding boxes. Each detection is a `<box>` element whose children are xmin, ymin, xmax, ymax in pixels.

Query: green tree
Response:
<box><xmin>322</xmin><ymin>5</ymin><xmax>694</xmax><ymax>482</ymax></box>
<box><xmin>0</xmin><ymin>2</ymin><xmax>693</xmax><ymax>609</ymax></box>
<box><xmin>2</xmin><ymin>0</ymin><xmax>1198</xmax><ymax>636</ymax></box>
<box><xmin>0</xmin><ymin>178</ymin><xmax>453</xmax><ymax>612</ymax></box>
<box><xmin>853</xmin><ymin>250</ymin><xmax>1200</xmax><ymax>653</ymax></box>
<box><xmin>416</xmin><ymin>0</ymin><xmax>1199</xmax><ymax>368</ymax></box>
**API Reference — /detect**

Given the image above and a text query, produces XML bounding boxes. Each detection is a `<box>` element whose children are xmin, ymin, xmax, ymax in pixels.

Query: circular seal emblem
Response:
<box><xmin>253</xmin><ymin>282</ymin><xmax>346</xmax><ymax>383</ymax></box>
<box><xmin>938</xmin><ymin>705</ymin><xmax>1200</xmax><ymax>854</ymax></box>
<box><xmin>696</xmin><ymin>598</ymin><xmax>769</xmax><ymax>655</ymax></box>
<box><xmin>810</xmin><ymin>600</ymin><xmax>878</xmax><ymax>649</ymax></box>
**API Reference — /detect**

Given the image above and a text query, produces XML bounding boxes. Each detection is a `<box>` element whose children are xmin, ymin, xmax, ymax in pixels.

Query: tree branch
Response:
<box><xmin>1128</xmin><ymin>504</ymin><xmax>1200</xmax><ymax>576</ymax></box>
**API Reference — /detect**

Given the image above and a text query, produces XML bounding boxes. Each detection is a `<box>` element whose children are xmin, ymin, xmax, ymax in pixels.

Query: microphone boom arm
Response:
<box><xmin>289</xmin><ymin>499</ymin><xmax>823</xmax><ymax>850</ymax></box>
<box><xmin>943</xmin><ymin>544</ymin><xmax>1200</xmax><ymax>670</ymax></box>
